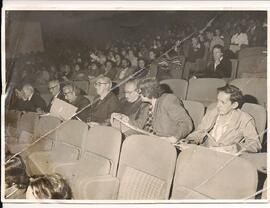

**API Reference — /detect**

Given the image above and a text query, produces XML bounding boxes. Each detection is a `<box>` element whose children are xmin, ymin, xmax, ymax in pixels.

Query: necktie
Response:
<box><xmin>143</xmin><ymin>104</ymin><xmax>156</xmax><ymax>135</ymax></box>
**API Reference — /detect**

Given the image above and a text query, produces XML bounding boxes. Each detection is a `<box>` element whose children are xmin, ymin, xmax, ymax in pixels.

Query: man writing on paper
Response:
<box><xmin>62</xmin><ymin>84</ymin><xmax>90</xmax><ymax>122</ymax></box>
<box><xmin>111</xmin><ymin>78</ymin><xmax>193</xmax><ymax>144</ymax></box>
<box><xmin>185</xmin><ymin>84</ymin><xmax>261</xmax><ymax>154</ymax></box>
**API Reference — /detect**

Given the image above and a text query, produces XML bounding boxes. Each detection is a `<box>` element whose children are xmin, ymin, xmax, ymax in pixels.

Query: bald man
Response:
<box><xmin>12</xmin><ymin>84</ymin><xmax>46</xmax><ymax>112</ymax></box>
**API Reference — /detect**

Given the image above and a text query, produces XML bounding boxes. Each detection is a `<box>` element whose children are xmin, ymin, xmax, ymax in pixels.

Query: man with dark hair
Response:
<box><xmin>185</xmin><ymin>84</ymin><xmax>261</xmax><ymax>154</ymax></box>
<box><xmin>205</xmin><ymin>44</ymin><xmax>232</xmax><ymax>78</ymax></box>
<box><xmin>112</xmin><ymin>78</ymin><xmax>193</xmax><ymax>143</ymax></box>
<box><xmin>62</xmin><ymin>84</ymin><xmax>90</xmax><ymax>122</ymax></box>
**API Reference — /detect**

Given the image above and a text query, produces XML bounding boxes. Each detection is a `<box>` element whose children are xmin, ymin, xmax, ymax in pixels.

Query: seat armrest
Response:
<box><xmin>75</xmin><ymin>175</ymin><xmax>119</xmax><ymax>200</ymax></box>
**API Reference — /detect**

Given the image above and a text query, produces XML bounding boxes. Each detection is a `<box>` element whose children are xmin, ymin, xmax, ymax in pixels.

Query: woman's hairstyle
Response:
<box><xmin>29</xmin><ymin>173</ymin><xmax>72</xmax><ymax>199</ymax></box>
<box><xmin>5</xmin><ymin>154</ymin><xmax>29</xmax><ymax>189</ymax></box>
<box><xmin>138</xmin><ymin>78</ymin><xmax>162</xmax><ymax>99</ymax></box>
<box><xmin>217</xmin><ymin>84</ymin><xmax>244</xmax><ymax>109</ymax></box>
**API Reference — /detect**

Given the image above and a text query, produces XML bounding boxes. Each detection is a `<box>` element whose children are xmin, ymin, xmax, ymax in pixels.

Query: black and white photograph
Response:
<box><xmin>1</xmin><ymin>0</ymin><xmax>269</xmax><ymax>206</ymax></box>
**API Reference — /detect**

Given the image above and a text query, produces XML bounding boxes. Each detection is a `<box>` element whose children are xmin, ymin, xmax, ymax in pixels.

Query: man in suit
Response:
<box><xmin>185</xmin><ymin>84</ymin><xmax>261</xmax><ymax>154</ymax></box>
<box><xmin>12</xmin><ymin>84</ymin><xmax>46</xmax><ymax>113</ymax></box>
<box><xmin>62</xmin><ymin>84</ymin><xmax>90</xmax><ymax>122</ymax></box>
<box><xmin>87</xmin><ymin>76</ymin><xmax>120</xmax><ymax>126</ymax></box>
<box><xmin>46</xmin><ymin>79</ymin><xmax>66</xmax><ymax>112</ymax></box>
<box><xmin>112</xmin><ymin>78</ymin><xmax>193</xmax><ymax>144</ymax></box>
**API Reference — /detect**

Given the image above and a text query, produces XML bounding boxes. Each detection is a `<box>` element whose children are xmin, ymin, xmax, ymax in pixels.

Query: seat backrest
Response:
<box><xmin>17</xmin><ymin>112</ymin><xmax>39</xmax><ymax>134</ymax></box>
<box><xmin>74</xmin><ymin>80</ymin><xmax>89</xmax><ymax>94</ymax></box>
<box><xmin>160</xmin><ymin>79</ymin><xmax>188</xmax><ymax>100</ymax></box>
<box><xmin>241</xmin><ymin>103</ymin><xmax>266</xmax><ymax>143</ymax></box>
<box><xmin>171</xmin><ymin>146</ymin><xmax>258</xmax><ymax>199</ymax></box>
<box><xmin>117</xmin><ymin>135</ymin><xmax>177</xmax><ymax>200</ymax></box>
<box><xmin>230</xmin><ymin>59</ymin><xmax>238</xmax><ymax>81</ymax></box>
<box><xmin>186</xmin><ymin>78</ymin><xmax>226</xmax><ymax>106</ymax></box>
<box><xmin>54</xmin><ymin>120</ymin><xmax>88</xmax><ymax>161</ymax></box>
<box><xmin>237</xmin><ymin>49</ymin><xmax>267</xmax><ymax>78</ymax></box>
<box><xmin>5</xmin><ymin>110</ymin><xmax>22</xmax><ymax>128</ymax></box>
<box><xmin>182</xmin><ymin>100</ymin><xmax>205</xmax><ymax>130</ymax></box>
<box><xmin>82</xmin><ymin>126</ymin><xmax>122</xmax><ymax>177</ymax></box>
<box><xmin>230</xmin><ymin>78</ymin><xmax>267</xmax><ymax>107</ymax></box>
<box><xmin>33</xmin><ymin>115</ymin><xmax>62</xmax><ymax>151</ymax></box>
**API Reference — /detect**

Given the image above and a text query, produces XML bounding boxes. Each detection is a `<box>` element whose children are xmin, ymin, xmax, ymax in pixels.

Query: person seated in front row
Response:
<box><xmin>184</xmin><ymin>84</ymin><xmax>261</xmax><ymax>154</ymax></box>
<box><xmin>26</xmin><ymin>173</ymin><xmax>72</xmax><ymax>200</ymax></box>
<box><xmin>87</xmin><ymin>76</ymin><xmax>120</xmax><ymax>127</ymax></box>
<box><xmin>5</xmin><ymin>152</ymin><xmax>30</xmax><ymax>199</ymax></box>
<box><xmin>46</xmin><ymin>79</ymin><xmax>66</xmax><ymax>112</ymax></box>
<box><xmin>112</xmin><ymin>78</ymin><xmax>193</xmax><ymax>144</ymax></box>
<box><xmin>12</xmin><ymin>83</ymin><xmax>47</xmax><ymax>113</ymax></box>
<box><xmin>118</xmin><ymin>79</ymin><xmax>147</xmax><ymax>118</ymax></box>
<box><xmin>62</xmin><ymin>84</ymin><xmax>90</xmax><ymax>122</ymax></box>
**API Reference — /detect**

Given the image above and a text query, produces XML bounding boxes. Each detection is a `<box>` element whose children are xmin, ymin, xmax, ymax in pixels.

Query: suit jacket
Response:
<box><xmin>12</xmin><ymin>91</ymin><xmax>46</xmax><ymax>112</ymax></box>
<box><xmin>90</xmin><ymin>92</ymin><xmax>120</xmax><ymax>123</ymax></box>
<box><xmin>71</xmin><ymin>95</ymin><xmax>90</xmax><ymax>122</ymax></box>
<box><xmin>206</xmin><ymin>57</ymin><xmax>232</xmax><ymax>78</ymax></box>
<box><xmin>130</xmin><ymin>93</ymin><xmax>193</xmax><ymax>140</ymax></box>
<box><xmin>186</xmin><ymin>106</ymin><xmax>261</xmax><ymax>153</ymax></box>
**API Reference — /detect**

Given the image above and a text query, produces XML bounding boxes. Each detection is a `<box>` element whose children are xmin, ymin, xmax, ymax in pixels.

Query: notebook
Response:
<box><xmin>49</xmin><ymin>98</ymin><xmax>78</xmax><ymax>121</ymax></box>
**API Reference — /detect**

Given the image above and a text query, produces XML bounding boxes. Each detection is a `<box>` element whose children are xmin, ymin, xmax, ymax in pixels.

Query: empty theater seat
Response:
<box><xmin>160</xmin><ymin>79</ymin><xmax>188</xmax><ymax>99</ymax></box>
<box><xmin>182</xmin><ymin>100</ymin><xmax>205</xmax><ymax>130</ymax></box>
<box><xmin>186</xmin><ymin>78</ymin><xmax>226</xmax><ymax>106</ymax></box>
<box><xmin>28</xmin><ymin>120</ymin><xmax>88</xmax><ymax>175</ymax></box>
<box><xmin>75</xmin><ymin>135</ymin><xmax>177</xmax><ymax>200</ymax></box>
<box><xmin>52</xmin><ymin>126</ymin><xmax>122</xmax><ymax>199</ymax></box>
<box><xmin>171</xmin><ymin>146</ymin><xmax>258</xmax><ymax>199</ymax></box>
<box><xmin>230</xmin><ymin>78</ymin><xmax>267</xmax><ymax>107</ymax></box>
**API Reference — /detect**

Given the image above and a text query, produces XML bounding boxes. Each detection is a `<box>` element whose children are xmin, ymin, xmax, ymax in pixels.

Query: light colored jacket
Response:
<box><xmin>186</xmin><ymin>106</ymin><xmax>262</xmax><ymax>153</ymax></box>
<box><xmin>130</xmin><ymin>93</ymin><xmax>193</xmax><ymax>140</ymax></box>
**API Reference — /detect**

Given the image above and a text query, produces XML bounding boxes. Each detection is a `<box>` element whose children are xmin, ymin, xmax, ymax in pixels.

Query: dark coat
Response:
<box><xmin>206</xmin><ymin>57</ymin><xmax>232</xmax><ymax>78</ymax></box>
<box><xmin>71</xmin><ymin>95</ymin><xmax>90</xmax><ymax>122</ymax></box>
<box><xmin>90</xmin><ymin>92</ymin><xmax>120</xmax><ymax>123</ymax></box>
<box><xmin>12</xmin><ymin>91</ymin><xmax>47</xmax><ymax>112</ymax></box>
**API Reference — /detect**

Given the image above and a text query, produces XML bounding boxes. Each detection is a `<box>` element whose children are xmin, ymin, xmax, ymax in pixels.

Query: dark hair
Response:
<box><xmin>217</xmin><ymin>84</ymin><xmax>244</xmax><ymax>108</ymax></box>
<box><xmin>29</xmin><ymin>173</ymin><xmax>72</xmax><ymax>199</ymax></box>
<box><xmin>5</xmin><ymin>155</ymin><xmax>29</xmax><ymax>189</ymax></box>
<box><xmin>139</xmin><ymin>78</ymin><xmax>161</xmax><ymax>99</ymax></box>
<box><xmin>213</xmin><ymin>44</ymin><xmax>224</xmax><ymax>54</ymax></box>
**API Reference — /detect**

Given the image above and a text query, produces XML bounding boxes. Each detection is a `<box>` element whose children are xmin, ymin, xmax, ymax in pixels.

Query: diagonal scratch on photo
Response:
<box><xmin>3</xmin><ymin>9</ymin><xmax>268</xmax><ymax>201</ymax></box>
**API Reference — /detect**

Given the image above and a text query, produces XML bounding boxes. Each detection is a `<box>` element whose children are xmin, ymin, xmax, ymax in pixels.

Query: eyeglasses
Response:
<box><xmin>48</xmin><ymin>85</ymin><xmax>58</xmax><ymax>90</ymax></box>
<box><xmin>63</xmin><ymin>91</ymin><xmax>73</xmax><ymax>96</ymax></box>
<box><xmin>94</xmin><ymin>82</ymin><xmax>109</xmax><ymax>87</ymax></box>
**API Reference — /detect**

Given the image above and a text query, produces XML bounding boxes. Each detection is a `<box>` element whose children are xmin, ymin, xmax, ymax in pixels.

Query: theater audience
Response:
<box><xmin>112</xmin><ymin>78</ymin><xmax>193</xmax><ymax>143</ymax></box>
<box><xmin>26</xmin><ymin>173</ymin><xmax>72</xmax><ymax>200</ymax></box>
<box><xmin>185</xmin><ymin>85</ymin><xmax>261</xmax><ymax>154</ymax></box>
<box><xmin>87</xmin><ymin>76</ymin><xmax>120</xmax><ymax>126</ymax></box>
<box><xmin>62</xmin><ymin>84</ymin><xmax>90</xmax><ymax>122</ymax></box>
<box><xmin>12</xmin><ymin>84</ymin><xmax>47</xmax><ymax>113</ymax></box>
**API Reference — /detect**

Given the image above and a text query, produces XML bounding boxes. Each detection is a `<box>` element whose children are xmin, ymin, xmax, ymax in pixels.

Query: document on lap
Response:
<box><xmin>48</xmin><ymin>98</ymin><xmax>78</xmax><ymax>121</ymax></box>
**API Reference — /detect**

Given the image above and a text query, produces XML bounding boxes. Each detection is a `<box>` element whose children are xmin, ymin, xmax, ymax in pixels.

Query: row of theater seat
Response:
<box><xmin>5</xmin><ymin>98</ymin><xmax>267</xmax><ymax>199</ymax></box>
<box><xmin>36</xmin><ymin>77</ymin><xmax>266</xmax><ymax>109</ymax></box>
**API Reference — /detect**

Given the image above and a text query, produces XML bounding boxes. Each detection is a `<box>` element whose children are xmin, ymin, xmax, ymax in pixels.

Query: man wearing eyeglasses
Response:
<box><xmin>62</xmin><ymin>84</ymin><xmax>90</xmax><ymax>122</ymax></box>
<box><xmin>87</xmin><ymin>76</ymin><xmax>120</xmax><ymax>126</ymax></box>
<box><xmin>46</xmin><ymin>79</ymin><xmax>66</xmax><ymax>112</ymax></box>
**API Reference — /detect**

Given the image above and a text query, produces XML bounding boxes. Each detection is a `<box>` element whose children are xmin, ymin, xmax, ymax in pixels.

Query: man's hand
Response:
<box><xmin>88</xmin><ymin>121</ymin><xmax>100</xmax><ymax>128</ymax></box>
<box><xmin>159</xmin><ymin>136</ymin><xmax>178</xmax><ymax>144</ymax></box>
<box><xmin>111</xmin><ymin>113</ymin><xmax>129</xmax><ymax>124</ymax></box>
